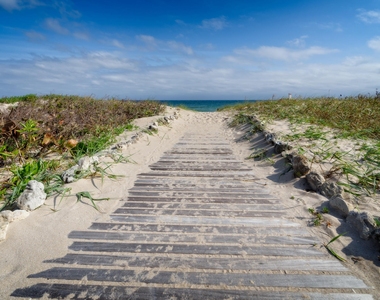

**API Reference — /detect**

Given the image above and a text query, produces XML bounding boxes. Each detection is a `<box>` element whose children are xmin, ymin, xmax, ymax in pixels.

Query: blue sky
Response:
<box><xmin>1</xmin><ymin>0</ymin><xmax>380</xmax><ymax>100</ymax></box>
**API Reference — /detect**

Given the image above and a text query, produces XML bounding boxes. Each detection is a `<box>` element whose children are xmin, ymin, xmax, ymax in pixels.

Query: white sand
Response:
<box><xmin>0</xmin><ymin>108</ymin><xmax>379</xmax><ymax>298</ymax></box>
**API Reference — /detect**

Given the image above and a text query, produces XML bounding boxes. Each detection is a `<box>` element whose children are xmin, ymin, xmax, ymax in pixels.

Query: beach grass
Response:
<box><xmin>219</xmin><ymin>96</ymin><xmax>380</xmax><ymax>140</ymax></box>
<box><xmin>0</xmin><ymin>94</ymin><xmax>165</xmax><ymax>210</ymax></box>
<box><xmin>222</xmin><ymin>96</ymin><xmax>380</xmax><ymax>198</ymax></box>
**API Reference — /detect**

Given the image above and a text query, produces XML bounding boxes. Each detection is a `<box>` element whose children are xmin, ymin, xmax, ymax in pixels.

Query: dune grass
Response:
<box><xmin>0</xmin><ymin>94</ymin><xmax>164</xmax><ymax>162</ymax></box>
<box><xmin>223</xmin><ymin>96</ymin><xmax>380</xmax><ymax>198</ymax></box>
<box><xmin>220</xmin><ymin>96</ymin><xmax>380</xmax><ymax>140</ymax></box>
<box><xmin>0</xmin><ymin>94</ymin><xmax>165</xmax><ymax>211</ymax></box>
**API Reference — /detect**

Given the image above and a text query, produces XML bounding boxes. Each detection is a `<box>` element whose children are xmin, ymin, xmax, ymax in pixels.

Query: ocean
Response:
<box><xmin>159</xmin><ymin>100</ymin><xmax>258</xmax><ymax>112</ymax></box>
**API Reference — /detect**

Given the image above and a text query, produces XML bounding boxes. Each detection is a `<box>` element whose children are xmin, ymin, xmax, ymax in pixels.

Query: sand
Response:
<box><xmin>0</xmin><ymin>108</ymin><xmax>379</xmax><ymax>299</ymax></box>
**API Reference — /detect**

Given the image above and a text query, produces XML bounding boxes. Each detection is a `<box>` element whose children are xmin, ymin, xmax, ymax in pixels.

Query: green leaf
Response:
<box><xmin>76</xmin><ymin>191</ymin><xmax>109</xmax><ymax>211</ymax></box>
<box><xmin>325</xmin><ymin>245</ymin><xmax>346</xmax><ymax>262</ymax></box>
<box><xmin>326</xmin><ymin>232</ymin><xmax>346</xmax><ymax>246</ymax></box>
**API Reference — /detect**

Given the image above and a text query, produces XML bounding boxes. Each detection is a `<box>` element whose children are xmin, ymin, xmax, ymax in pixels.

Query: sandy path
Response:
<box><xmin>0</xmin><ymin>110</ymin><xmax>376</xmax><ymax>299</ymax></box>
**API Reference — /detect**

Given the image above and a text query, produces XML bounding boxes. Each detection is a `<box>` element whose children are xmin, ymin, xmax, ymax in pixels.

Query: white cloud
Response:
<box><xmin>357</xmin><ymin>9</ymin><xmax>380</xmax><ymax>24</ymax></box>
<box><xmin>287</xmin><ymin>35</ymin><xmax>308</xmax><ymax>47</ymax></box>
<box><xmin>84</xmin><ymin>52</ymin><xmax>136</xmax><ymax>69</ymax></box>
<box><xmin>136</xmin><ymin>35</ymin><xmax>193</xmax><ymax>55</ymax></box>
<box><xmin>2</xmin><ymin>49</ymin><xmax>379</xmax><ymax>100</ymax></box>
<box><xmin>315</xmin><ymin>22</ymin><xmax>343</xmax><ymax>32</ymax></box>
<box><xmin>167</xmin><ymin>41</ymin><xmax>193</xmax><ymax>55</ymax></box>
<box><xmin>0</xmin><ymin>0</ymin><xmax>41</xmax><ymax>11</ymax></box>
<box><xmin>0</xmin><ymin>0</ymin><xmax>19</xmax><ymax>10</ymax></box>
<box><xmin>175</xmin><ymin>19</ymin><xmax>186</xmax><ymax>26</ymax></box>
<box><xmin>73</xmin><ymin>32</ymin><xmax>89</xmax><ymax>41</ymax></box>
<box><xmin>25</xmin><ymin>30</ymin><xmax>45</xmax><ymax>41</ymax></box>
<box><xmin>233</xmin><ymin>46</ymin><xmax>339</xmax><ymax>61</ymax></box>
<box><xmin>368</xmin><ymin>36</ymin><xmax>380</xmax><ymax>51</ymax></box>
<box><xmin>45</xmin><ymin>18</ymin><xmax>69</xmax><ymax>35</ymax></box>
<box><xmin>200</xmin><ymin>16</ymin><xmax>227</xmax><ymax>30</ymax></box>
<box><xmin>136</xmin><ymin>34</ymin><xmax>157</xmax><ymax>46</ymax></box>
<box><xmin>342</xmin><ymin>56</ymin><xmax>369</xmax><ymax>66</ymax></box>
<box><xmin>199</xmin><ymin>43</ymin><xmax>215</xmax><ymax>50</ymax></box>
<box><xmin>55</xmin><ymin>1</ymin><xmax>81</xmax><ymax>18</ymax></box>
<box><xmin>111</xmin><ymin>39</ymin><xmax>125</xmax><ymax>49</ymax></box>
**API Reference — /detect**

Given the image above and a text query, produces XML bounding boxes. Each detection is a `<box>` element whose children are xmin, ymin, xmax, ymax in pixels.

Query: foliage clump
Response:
<box><xmin>0</xmin><ymin>94</ymin><xmax>165</xmax><ymax>210</ymax></box>
<box><xmin>0</xmin><ymin>94</ymin><xmax>164</xmax><ymax>163</ymax></box>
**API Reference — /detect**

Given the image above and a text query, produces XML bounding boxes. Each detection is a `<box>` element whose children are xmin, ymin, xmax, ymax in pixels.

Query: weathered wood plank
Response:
<box><xmin>152</xmin><ymin>160</ymin><xmax>242</xmax><ymax>163</ymax></box>
<box><xmin>176</xmin><ymin>142</ymin><xmax>230</xmax><ymax>144</ymax></box>
<box><xmin>128</xmin><ymin>191</ymin><xmax>271</xmax><ymax>197</ymax></box>
<box><xmin>88</xmin><ymin>223</ymin><xmax>310</xmax><ymax>236</ymax></box>
<box><xmin>125</xmin><ymin>196</ymin><xmax>280</xmax><ymax>203</ymax></box>
<box><xmin>109</xmin><ymin>215</ymin><xmax>299</xmax><ymax>226</ymax></box>
<box><xmin>133</xmin><ymin>182</ymin><xmax>256</xmax><ymax>188</ymax></box>
<box><xmin>113</xmin><ymin>208</ymin><xmax>284</xmax><ymax>218</ymax></box>
<box><xmin>47</xmin><ymin>253</ymin><xmax>349</xmax><ymax>272</ymax></box>
<box><xmin>68</xmin><ymin>231</ymin><xmax>318</xmax><ymax>245</ymax></box>
<box><xmin>121</xmin><ymin>202</ymin><xmax>285</xmax><ymax>210</ymax></box>
<box><xmin>165</xmin><ymin>151</ymin><xmax>233</xmax><ymax>155</ymax></box>
<box><xmin>11</xmin><ymin>284</ymin><xmax>374</xmax><ymax>300</ymax></box>
<box><xmin>137</xmin><ymin>172</ymin><xmax>255</xmax><ymax>177</ymax></box>
<box><xmin>28</xmin><ymin>268</ymin><xmax>367</xmax><ymax>289</ymax></box>
<box><xmin>129</xmin><ymin>187</ymin><xmax>269</xmax><ymax>192</ymax></box>
<box><xmin>155</xmin><ymin>160</ymin><xmax>241</xmax><ymax>163</ymax></box>
<box><xmin>160</xmin><ymin>156</ymin><xmax>238</xmax><ymax>160</ymax></box>
<box><xmin>69</xmin><ymin>241</ymin><xmax>324</xmax><ymax>256</ymax></box>
<box><xmin>149</xmin><ymin>167</ymin><xmax>253</xmax><ymax>171</ymax></box>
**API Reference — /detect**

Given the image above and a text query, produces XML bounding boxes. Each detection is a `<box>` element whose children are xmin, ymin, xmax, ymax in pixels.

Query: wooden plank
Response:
<box><xmin>13</xmin><ymin>285</ymin><xmax>372</xmax><ymax>300</ymax></box>
<box><xmin>28</xmin><ymin>268</ymin><xmax>367</xmax><ymax>289</ymax></box>
<box><xmin>47</xmin><ymin>254</ymin><xmax>349</xmax><ymax>272</ymax></box>
<box><xmin>150</xmin><ymin>161</ymin><xmax>241</xmax><ymax>164</ymax></box>
<box><xmin>129</xmin><ymin>187</ymin><xmax>268</xmax><ymax>192</ymax></box>
<box><xmin>121</xmin><ymin>202</ymin><xmax>285</xmax><ymax>210</ymax></box>
<box><xmin>125</xmin><ymin>196</ymin><xmax>280</xmax><ymax>203</ymax></box>
<box><xmin>133</xmin><ymin>182</ymin><xmax>254</xmax><ymax>188</ymax></box>
<box><xmin>137</xmin><ymin>173</ymin><xmax>255</xmax><ymax>177</ymax></box>
<box><xmin>68</xmin><ymin>231</ymin><xmax>318</xmax><ymax>245</ymax></box>
<box><xmin>88</xmin><ymin>223</ymin><xmax>311</xmax><ymax>236</ymax></box>
<box><xmin>68</xmin><ymin>241</ymin><xmax>324</xmax><ymax>256</ymax></box>
<box><xmin>128</xmin><ymin>191</ymin><xmax>271</xmax><ymax>197</ymax></box>
<box><xmin>160</xmin><ymin>156</ymin><xmax>238</xmax><ymax>160</ymax></box>
<box><xmin>170</xmin><ymin>146</ymin><xmax>232</xmax><ymax>149</ymax></box>
<box><xmin>109</xmin><ymin>215</ymin><xmax>299</xmax><ymax>226</ymax></box>
<box><xmin>163</xmin><ymin>146</ymin><xmax>234</xmax><ymax>149</ymax></box>
<box><xmin>113</xmin><ymin>208</ymin><xmax>284</xmax><ymax>218</ymax></box>
<box><xmin>176</xmin><ymin>143</ymin><xmax>230</xmax><ymax>145</ymax></box>
<box><xmin>149</xmin><ymin>167</ymin><xmax>253</xmax><ymax>171</ymax></box>
<box><xmin>165</xmin><ymin>151</ymin><xmax>233</xmax><ymax>155</ymax></box>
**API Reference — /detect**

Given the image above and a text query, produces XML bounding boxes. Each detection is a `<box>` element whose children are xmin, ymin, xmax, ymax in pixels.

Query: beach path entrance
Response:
<box><xmin>12</xmin><ymin>126</ymin><xmax>373</xmax><ymax>299</ymax></box>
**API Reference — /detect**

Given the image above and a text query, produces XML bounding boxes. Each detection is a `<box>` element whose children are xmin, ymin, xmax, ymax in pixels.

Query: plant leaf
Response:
<box><xmin>326</xmin><ymin>232</ymin><xmax>346</xmax><ymax>246</ymax></box>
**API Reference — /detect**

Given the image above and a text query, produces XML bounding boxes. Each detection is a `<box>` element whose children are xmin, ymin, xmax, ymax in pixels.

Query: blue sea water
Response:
<box><xmin>159</xmin><ymin>100</ymin><xmax>257</xmax><ymax>112</ymax></box>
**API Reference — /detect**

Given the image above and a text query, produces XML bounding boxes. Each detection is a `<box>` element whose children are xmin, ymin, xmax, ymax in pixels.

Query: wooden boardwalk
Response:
<box><xmin>12</xmin><ymin>132</ymin><xmax>373</xmax><ymax>299</ymax></box>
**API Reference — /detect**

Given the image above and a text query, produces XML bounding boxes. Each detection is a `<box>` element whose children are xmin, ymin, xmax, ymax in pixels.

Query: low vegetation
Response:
<box><xmin>0</xmin><ymin>94</ymin><xmax>165</xmax><ymax>211</ymax></box>
<box><xmin>219</xmin><ymin>95</ymin><xmax>380</xmax><ymax>139</ymax></box>
<box><xmin>222</xmin><ymin>96</ymin><xmax>380</xmax><ymax>198</ymax></box>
